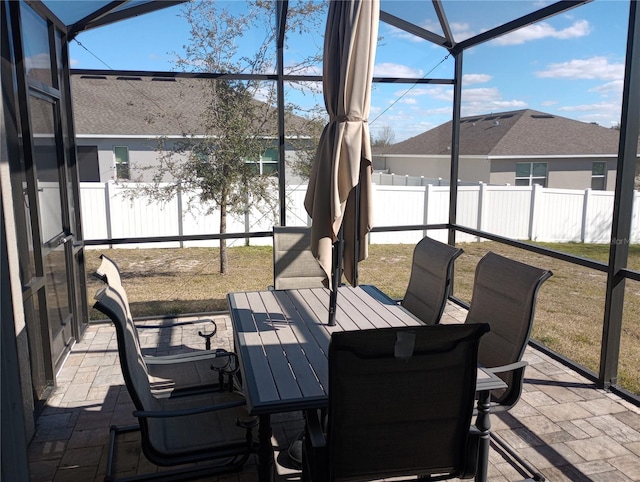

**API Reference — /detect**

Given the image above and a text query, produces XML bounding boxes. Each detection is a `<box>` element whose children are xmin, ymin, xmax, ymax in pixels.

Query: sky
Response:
<box><xmin>68</xmin><ymin>0</ymin><xmax>632</xmax><ymax>142</ymax></box>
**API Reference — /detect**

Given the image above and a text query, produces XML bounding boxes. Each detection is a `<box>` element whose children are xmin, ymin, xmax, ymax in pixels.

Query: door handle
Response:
<box><xmin>58</xmin><ymin>234</ymin><xmax>74</xmax><ymax>246</ymax></box>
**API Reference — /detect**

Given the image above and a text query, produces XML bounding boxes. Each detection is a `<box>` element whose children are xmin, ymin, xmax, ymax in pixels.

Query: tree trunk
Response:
<box><xmin>220</xmin><ymin>192</ymin><xmax>228</xmax><ymax>274</ymax></box>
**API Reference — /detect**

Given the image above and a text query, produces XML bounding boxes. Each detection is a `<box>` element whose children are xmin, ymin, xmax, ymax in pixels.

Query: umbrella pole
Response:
<box><xmin>352</xmin><ymin>181</ymin><xmax>361</xmax><ymax>287</ymax></box>
<box><xmin>328</xmin><ymin>224</ymin><xmax>344</xmax><ymax>326</ymax></box>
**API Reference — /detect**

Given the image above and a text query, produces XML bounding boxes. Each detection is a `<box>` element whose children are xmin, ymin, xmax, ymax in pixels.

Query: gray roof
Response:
<box><xmin>377</xmin><ymin>109</ymin><xmax>620</xmax><ymax>157</ymax></box>
<box><xmin>71</xmin><ymin>74</ymin><xmax>302</xmax><ymax>137</ymax></box>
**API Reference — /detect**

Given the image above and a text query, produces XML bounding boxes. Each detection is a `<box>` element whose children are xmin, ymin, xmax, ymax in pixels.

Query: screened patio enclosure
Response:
<box><xmin>2</xmin><ymin>1</ymin><xmax>640</xmax><ymax>479</ymax></box>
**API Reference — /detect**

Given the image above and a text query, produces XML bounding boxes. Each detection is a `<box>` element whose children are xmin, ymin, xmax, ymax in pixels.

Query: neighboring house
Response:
<box><xmin>373</xmin><ymin>109</ymin><xmax>625</xmax><ymax>190</ymax></box>
<box><xmin>71</xmin><ymin>73</ymin><xmax>314</xmax><ymax>184</ymax></box>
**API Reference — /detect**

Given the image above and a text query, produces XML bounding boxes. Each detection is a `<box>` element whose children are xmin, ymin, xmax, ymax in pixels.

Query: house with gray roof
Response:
<box><xmin>373</xmin><ymin>109</ymin><xmax>624</xmax><ymax>190</ymax></box>
<box><xmin>71</xmin><ymin>73</ymin><xmax>314</xmax><ymax>184</ymax></box>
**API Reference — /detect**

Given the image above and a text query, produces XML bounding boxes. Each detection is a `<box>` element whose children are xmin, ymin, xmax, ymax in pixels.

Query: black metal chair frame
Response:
<box><xmin>465</xmin><ymin>251</ymin><xmax>552</xmax><ymax>482</ymax></box>
<box><xmin>95</xmin><ymin>286</ymin><xmax>258</xmax><ymax>482</ymax></box>
<box><xmin>302</xmin><ymin>323</ymin><xmax>490</xmax><ymax>482</ymax></box>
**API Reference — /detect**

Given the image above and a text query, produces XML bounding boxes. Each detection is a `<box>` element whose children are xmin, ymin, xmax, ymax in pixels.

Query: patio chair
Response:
<box><xmin>94</xmin><ymin>285</ymin><xmax>258</xmax><ymax>482</ymax></box>
<box><xmin>302</xmin><ymin>323</ymin><xmax>490</xmax><ymax>482</ymax></box>
<box><xmin>401</xmin><ymin>236</ymin><xmax>463</xmax><ymax>324</ymax></box>
<box><xmin>465</xmin><ymin>252</ymin><xmax>552</xmax><ymax>409</ymax></box>
<box><xmin>94</xmin><ymin>254</ymin><xmax>236</xmax><ymax>394</ymax></box>
<box><xmin>464</xmin><ymin>251</ymin><xmax>552</xmax><ymax>481</ymax></box>
<box><xmin>272</xmin><ymin>226</ymin><xmax>328</xmax><ymax>290</ymax></box>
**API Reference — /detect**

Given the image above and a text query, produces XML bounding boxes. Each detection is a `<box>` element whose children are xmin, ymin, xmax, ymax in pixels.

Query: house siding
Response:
<box><xmin>490</xmin><ymin>156</ymin><xmax>617</xmax><ymax>190</ymax></box>
<box><xmin>77</xmin><ymin>136</ymin><xmax>307</xmax><ymax>184</ymax></box>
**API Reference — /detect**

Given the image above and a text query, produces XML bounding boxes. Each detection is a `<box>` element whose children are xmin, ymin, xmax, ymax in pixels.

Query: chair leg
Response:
<box><xmin>105</xmin><ymin>423</ymin><xmax>254</xmax><ymax>482</ymax></box>
<box><xmin>105</xmin><ymin>424</ymin><xmax>140</xmax><ymax>482</ymax></box>
<box><xmin>490</xmin><ymin>431</ymin><xmax>545</xmax><ymax>481</ymax></box>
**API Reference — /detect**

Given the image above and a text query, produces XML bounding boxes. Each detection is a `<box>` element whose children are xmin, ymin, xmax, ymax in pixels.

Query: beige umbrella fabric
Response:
<box><xmin>304</xmin><ymin>0</ymin><xmax>379</xmax><ymax>289</ymax></box>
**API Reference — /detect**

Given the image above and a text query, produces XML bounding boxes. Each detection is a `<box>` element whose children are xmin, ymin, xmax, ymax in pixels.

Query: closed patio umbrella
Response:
<box><xmin>304</xmin><ymin>0</ymin><xmax>379</xmax><ymax>324</ymax></box>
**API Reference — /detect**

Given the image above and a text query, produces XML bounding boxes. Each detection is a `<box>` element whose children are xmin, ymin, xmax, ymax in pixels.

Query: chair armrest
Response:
<box><xmin>197</xmin><ymin>319</ymin><xmax>218</xmax><ymax>350</ymax></box>
<box><xmin>144</xmin><ymin>352</ymin><xmax>218</xmax><ymax>364</ymax></box>
<box><xmin>144</xmin><ymin>349</ymin><xmax>236</xmax><ymax>365</ymax></box>
<box><xmin>133</xmin><ymin>398</ymin><xmax>246</xmax><ymax>419</ymax></box>
<box><xmin>134</xmin><ymin>318</ymin><xmax>216</xmax><ymax>331</ymax></box>
<box><xmin>485</xmin><ymin>361</ymin><xmax>528</xmax><ymax>410</ymax></box>
<box><xmin>485</xmin><ymin>360</ymin><xmax>527</xmax><ymax>375</ymax></box>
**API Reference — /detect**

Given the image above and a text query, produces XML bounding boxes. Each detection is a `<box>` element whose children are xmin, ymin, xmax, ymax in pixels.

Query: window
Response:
<box><xmin>114</xmin><ymin>146</ymin><xmax>130</xmax><ymax>180</ymax></box>
<box><xmin>515</xmin><ymin>162</ymin><xmax>547</xmax><ymax>187</ymax></box>
<box><xmin>261</xmin><ymin>148</ymin><xmax>279</xmax><ymax>176</ymax></box>
<box><xmin>245</xmin><ymin>148</ymin><xmax>279</xmax><ymax>176</ymax></box>
<box><xmin>592</xmin><ymin>161</ymin><xmax>607</xmax><ymax>190</ymax></box>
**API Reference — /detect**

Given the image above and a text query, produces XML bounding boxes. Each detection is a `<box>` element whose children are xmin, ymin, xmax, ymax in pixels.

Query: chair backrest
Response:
<box><xmin>95</xmin><ymin>254</ymin><xmax>136</xmax><ymax>333</ymax></box>
<box><xmin>401</xmin><ymin>236</ymin><xmax>463</xmax><ymax>324</ymax></box>
<box><xmin>273</xmin><ymin>226</ymin><xmax>327</xmax><ymax>290</ymax></box>
<box><xmin>465</xmin><ymin>252</ymin><xmax>552</xmax><ymax>404</ymax></box>
<box><xmin>95</xmin><ymin>254</ymin><xmax>122</xmax><ymax>286</ymax></box>
<box><xmin>327</xmin><ymin>323</ymin><xmax>489</xmax><ymax>481</ymax></box>
<box><xmin>93</xmin><ymin>286</ymin><xmax>158</xmax><ymax>413</ymax></box>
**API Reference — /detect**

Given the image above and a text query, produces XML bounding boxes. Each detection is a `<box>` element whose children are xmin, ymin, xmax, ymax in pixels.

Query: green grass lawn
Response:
<box><xmin>86</xmin><ymin>241</ymin><xmax>640</xmax><ymax>395</ymax></box>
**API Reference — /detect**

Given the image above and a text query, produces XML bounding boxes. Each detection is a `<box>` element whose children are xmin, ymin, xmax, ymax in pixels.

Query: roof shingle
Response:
<box><xmin>71</xmin><ymin>74</ymin><xmax>305</xmax><ymax>137</ymax></box>
<box><xmin>377</xmin><ymin>109</ymin><xmax>620</xmax><ymax>156</ymax></box>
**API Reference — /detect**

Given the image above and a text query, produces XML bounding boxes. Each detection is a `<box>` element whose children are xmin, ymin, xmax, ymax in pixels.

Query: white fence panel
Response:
<box><xmin>38</xmin><ymin>183</ymin><xmax>64</xmax><ymax>242</ymax></box>
<box><xmin>423</xmin><ymin>185</ymin><xmax>450</xmax><ymax>243</ymax></box>
<box><xmin>455</xmin><ymin>186</ymin><xmax>481</xmax><ymax>243</ymax></box>
<box><xmin>584</xmin><ymin>190</ymin><xmax>614</xmax><ymax>244</ymax></box>
<box><xmin>370</xmin><ymin>185</ymin><xmax>426</xmax><ymax>244</ymax></box>
<box><xmin>108</xmin><ymin>183</ymin><xmax>180</xmax><ymax>248</ymax></box>
<box><xmin>284</xmin><ymin>185</ymin><xmax>310</xmax><ymax>227</ymax></box>
<box><xmin>481</xmin><ymin>185</ymin><xmax>532</xmax><ymax>240</ymax></box>
<box><xmin>631</xmin><ymin>193</ymin><xmax>640</xmax><ymax>244</ymax></box>
<box><xmin>181</xmin><ymin>191</ymin><xmax>221</xmax><ymax>248</ymax></box>
<box><xmin>80</xmin><ymin>182</ymin><xmax>109</xmax><ymax>241</ymax></box>
<box><xmin>534</xmin><ymin>188</ymin><xmax>586</xmax><ymax>242</ymax></box>
<box><xmin>79</xmin><ymin>182</ymin><xmax>640</xmax><ymax>248</ymax></box>
<box><xmin>243</xmin><ymin>190</ymin><xmax>279</xmax><ymax>247</ymax></box>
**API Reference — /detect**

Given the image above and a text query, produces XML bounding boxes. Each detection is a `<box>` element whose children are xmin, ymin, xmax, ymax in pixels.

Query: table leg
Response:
<box><xmin>475</xmin><ymin>390</ymin><xmax>491</xmax><ymax>482</ymax></box>
<box><xmin>257</xmin><ymin>414</ymin><xmax>274</xmax><ymax>482</ymax></box>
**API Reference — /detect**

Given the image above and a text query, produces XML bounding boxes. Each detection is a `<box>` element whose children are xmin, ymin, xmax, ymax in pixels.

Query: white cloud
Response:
<box><xmin>426</xmin><ymin>106</ymin><xmax>456</xmax><ymax>116</ymax></box>
<box><xmin>589</xmin><ymin>79</ymin><xmax>624</xmax><ymax>97</ymax></box>
<box><xmin>462</xmin><ymin>87</ymin><xmax>502</xmax><ymax>102</ymax></box>
<box><xmin>382</xmin><ymin>24</ymin><xmax>432</xmax><ymax>44</ymax></box>
<box><xmin>557</xmin><ymin>102</ymin><xmax>621</xmax><ymax>127</ymax></box>
<box><xmin>461</xmin><ymin>99</ymin><xmax>528</xmax><ymax>115</ymax></box>
<box><xmin>69</xmin><ymin>58</ymin><xmax>79</xmax><ymax>67</ymax></box>
<box><xmin>536</xmin><ymin>56</ymin><xmax>624</xmax><ymax>80</ymax></box>
<box><xmin>490</xmin><ymin>100</ymin><xmax>529</xmax><ymax>109</ymax></box>
<box><xmin>392</xmin><ymin>86</ymin><xmax>452</xmax><ymax>102</ymax></box>
<box><xmin>401</xmin><ymin>98</ymin><xmax>417</xmax><ymax>105</ymax></box>
<box><xmin>493</xmin><ymin>19</ymin><xmax>591</xmax><ymax>46</ymax></box>
<box><xmin>541</xmin><ymin>100</ymin><xmax>559</xmax><ymax>107</ymax></box>
<box><xmin>374</xmin><ymin>62</ymin><xmax>423</xmax><ymax>78</ymax></box>
<box><xmin>459</xmin><ymin>84</ymin><xmax>528</xmax><ymax>117</ymax></box>
<box><xmin>462</xmin><ymin>74</ymin><xmax>492</xmax><ymax>85</ymax></box>
<box><xmin>450</xmin><ymin>22</ymin><xmax>476</xmax><ymax>42</ymax></box>
<box><xmin>418</xmin><ymin>19</ymin><xmax>443</xmax><ymax>35</ymax></box>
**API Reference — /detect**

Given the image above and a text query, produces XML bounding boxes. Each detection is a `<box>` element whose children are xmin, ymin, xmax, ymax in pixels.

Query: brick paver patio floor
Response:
<box><xmin>27</xmin><ymin>303</ymin><xmax>640</xmax><ymax>481</ymax></box>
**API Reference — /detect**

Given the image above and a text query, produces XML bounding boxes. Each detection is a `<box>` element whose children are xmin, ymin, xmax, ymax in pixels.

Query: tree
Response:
<box><xmin>135</xmin><ymin>0</ymin><xmax>324</xmax><ymax>274</ymax></box>
<box><xmin>286</xmin><ymin>106</ymin><xmax>327</xmax><ymax>181</ymax></box>
<box><xmin>372</xmin><ymin>125</ymin><xmax>396</xmax><ymax>147</ymax></box>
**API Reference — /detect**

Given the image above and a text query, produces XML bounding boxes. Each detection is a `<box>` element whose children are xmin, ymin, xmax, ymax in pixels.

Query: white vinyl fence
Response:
<box><xmin>78</xmin><ymin>182</ymin><xmax>640</xmax><ymax>249</ymax></box>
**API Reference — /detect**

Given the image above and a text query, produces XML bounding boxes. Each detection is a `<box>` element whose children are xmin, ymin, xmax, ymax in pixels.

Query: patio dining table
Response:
<box><xmin>227</xmin><ymin>285</ymin><xmax>506</xmax><ymax>482</ymax></box>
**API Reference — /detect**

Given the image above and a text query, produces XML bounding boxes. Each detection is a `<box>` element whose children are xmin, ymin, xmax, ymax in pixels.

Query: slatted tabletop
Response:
<box><xmin>227</xmin><ymin>285</ymin><xmax>505</xmax><ymax>415</ymax></box>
